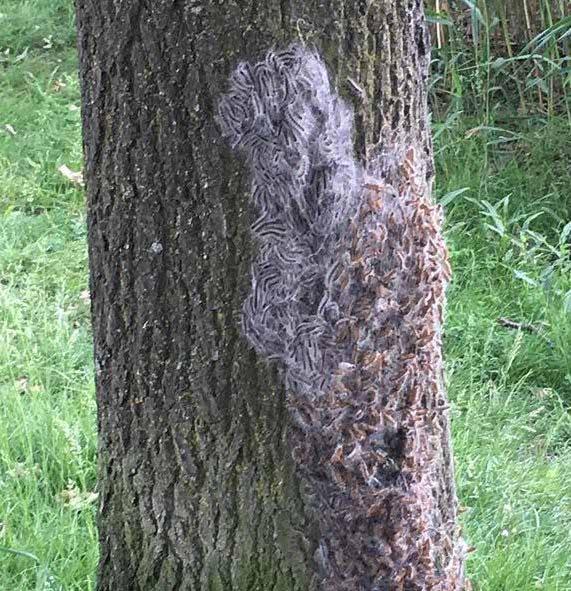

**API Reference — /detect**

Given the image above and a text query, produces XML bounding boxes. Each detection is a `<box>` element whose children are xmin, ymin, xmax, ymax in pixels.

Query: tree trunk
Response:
<box><xmin>76</xmin><ymin>1</ymin><xmax>465</xmax><ymax>590</ymax></box>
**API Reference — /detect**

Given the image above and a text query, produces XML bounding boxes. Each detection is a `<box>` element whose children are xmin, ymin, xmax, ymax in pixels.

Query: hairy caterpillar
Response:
<box><xmin>218</xmin><ymin>44</ymin><xmax>465</xmax><ymax>591</ymax></box>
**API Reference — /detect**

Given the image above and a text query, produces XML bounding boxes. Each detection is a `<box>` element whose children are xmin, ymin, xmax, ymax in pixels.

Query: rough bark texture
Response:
<box><xmin>76</xmin><ymin>1</ymin><xmax>464</xmax><ymax>590</ymax></box>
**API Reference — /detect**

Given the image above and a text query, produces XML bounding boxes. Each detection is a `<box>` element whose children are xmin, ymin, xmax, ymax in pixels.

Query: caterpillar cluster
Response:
<box><xmin>218</xmin><ymin>45</ymin><xmax>361</xmax><ymax>397</ymax></box>
<box><xmin>218</xmin><ymin>45</ymin><xmax>466</xmax><ymax>591</ymax></box>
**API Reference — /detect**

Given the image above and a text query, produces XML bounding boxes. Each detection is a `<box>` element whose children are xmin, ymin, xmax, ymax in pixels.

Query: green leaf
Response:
<box><xmin>513</xmin><ymin>270</ymin><xmax>539</xmax><ymax>287</ymax></box>
<box><xmin>426</xmin><ymin>10</ymin><xmax>453</xmax><ymax>26</ymax></box>
<box><xmin>0</xmin><ymin>545</ymin><xmax>40</xmax><ymax>563</ymax></box>
<box><xmin>559</xmin><ymin>221</ymin><xmax>571</xmax><ymax>246</ymax></box>
<box><xmin>440</xmin><ymin>187</ymin><xmax>470</xmax><ymax>207</ymax></box>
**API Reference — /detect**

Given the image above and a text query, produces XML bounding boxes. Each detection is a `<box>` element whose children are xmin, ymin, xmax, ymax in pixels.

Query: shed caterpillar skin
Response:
<box><xmin>218</xmin><ymin>45</ymin><xmax>465</xmax><ymax>591</ymax></box>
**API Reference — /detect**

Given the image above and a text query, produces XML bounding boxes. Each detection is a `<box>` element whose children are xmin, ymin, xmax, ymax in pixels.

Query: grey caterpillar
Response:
<box><xmin>218</xmin><ymin>44</ymin><xmax>361</xmax><ymax>390</ymax></box>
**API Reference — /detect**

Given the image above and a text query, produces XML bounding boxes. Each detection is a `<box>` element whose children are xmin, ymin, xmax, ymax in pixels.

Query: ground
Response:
<box><xmin>0</xmin><ymin>1</ymin><xmax>569</xmax><ymax>589</ymax></box>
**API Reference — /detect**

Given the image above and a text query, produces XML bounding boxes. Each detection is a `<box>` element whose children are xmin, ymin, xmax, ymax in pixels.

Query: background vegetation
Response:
<box><xmin>0</xmin><ymin>0</ymin><xmax>569</xmax><ymax>589</ymax></box>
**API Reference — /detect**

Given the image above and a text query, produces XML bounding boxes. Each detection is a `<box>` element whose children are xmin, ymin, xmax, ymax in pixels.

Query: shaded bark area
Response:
<box><xmin>75</xmin><ymin>0</ymin><xmax>459</xmax><ymax>589</ymax></box>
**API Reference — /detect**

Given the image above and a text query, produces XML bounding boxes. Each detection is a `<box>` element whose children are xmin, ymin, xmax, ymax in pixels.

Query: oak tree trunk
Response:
<box><xmin>76</xmin><ymin>1</ymin><xmax>465</xmax><ymax>589</ymax></box>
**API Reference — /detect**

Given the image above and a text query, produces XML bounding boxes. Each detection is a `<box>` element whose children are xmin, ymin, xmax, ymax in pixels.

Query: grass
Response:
<box><xmin>0</xmin><ymin>1</ymin><xmax>570</xmax><ymax>590</ymax></box>
<box><xmin>427</xmin><ymin>0</ymin><xmax>570</xmax><ymax>120</ymax></box>
<box><xmin>0</xmin><ymin>2</ymin><xmax>97</xmax><ymax>590</ymax></box>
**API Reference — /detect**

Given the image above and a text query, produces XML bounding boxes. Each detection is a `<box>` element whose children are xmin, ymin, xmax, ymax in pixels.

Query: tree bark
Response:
<box><xmin>75</xmin><ymin>1</ymin><xmax>464</xmax><ymax>590</ymax></box>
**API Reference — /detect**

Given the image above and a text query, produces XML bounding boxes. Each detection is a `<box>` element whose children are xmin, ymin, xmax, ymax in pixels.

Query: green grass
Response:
<box><xmin>0</xmin><ymin>1</ymin><xmax>570</xmax><ymax>590</ymax></box>
<box><xmin>0</xmin><ymin>2</ymin><xmax>97</xmax><ymax>590</ymax></box>
<box><xmin>427</xmin><ymin>0</ymin><xmax>570</xmax><ymax>120</ymax></box>
<box><xmin>435</xmin><ymin>115</ymin><xmax>571</xmax><ymax>589</ymax></box>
